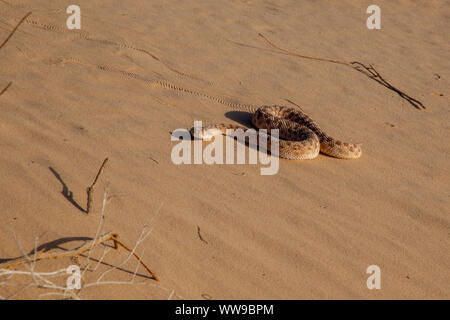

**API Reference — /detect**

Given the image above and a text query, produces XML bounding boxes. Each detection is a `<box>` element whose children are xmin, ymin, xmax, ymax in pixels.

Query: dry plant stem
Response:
<box><xmin>0</xmin><ymin>11</ymin><xmax>31</xmax><ymax>51</ymax></box>
<box><xmin>92</xmin><ymin>224</ymin><xmax>155</xmax><ymax>284</ymax></box>
<box><xmin>258</xmin><ymin>33</ymin><xmax>348</xmax><ymax>66</ymax></box>
<box><xmin>86</xmin><ymin>157</ymin><xmax>109</xmax><ymax>214</ymax></box>
<box><xmin>3</xmin><ymin>218</ymin><xmax>79</xmax><ymax>299</ymax></box>
<box><xmin>0</xmin><ymin>82</ymin><xmax>12</xmax><ymax>97</ymax></box>
<box><xmin>258</xmin><ymin>33</ymin><xmax>426</xmax><ymax>110</ymax></box>
<box><xmin>1</xmin><ymin>199</ymin><xmax>163</xmax><ymax>299</ymax></box>
<box><xmin>90</xmin><ymin>203</ymin><xmax>163</xmax><ymax>284</ymax></box>
<box><xmin>81</xmin><ymin>190</ymin><xmax>108</xmax><ymax>278</ymax></box>
<box><xmin>0</xmin><ymin>232</ymin><xmax>158</xmax><ymax>281</ymax></box>
<box><xmin>197</xmin><ymin>226</ymin><xmax>208</xmax><ymax>244</ymax></box>
<box><xmin>0</xmin><ymin>232</ymin><xmax>117</xmax><ymax>270</ymax></box>
<box><xmin>112</xmin><ymin>237</ymin><xmax>158</xmax><ymax>281</ymax></box>
<box><xmin>350</xmin><ymin>61</ymin><xmax>426</xmax><ymax>109</ymax></box>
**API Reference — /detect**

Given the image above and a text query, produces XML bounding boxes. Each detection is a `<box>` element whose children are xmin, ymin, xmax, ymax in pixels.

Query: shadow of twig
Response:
<box><xmin>0</xmin><ymin>236</ymin><xmax>154</xmax><ymax>280</ymax></box>
<box><xmin>225</xmin><ymin>110</ymin><xmax>254</xmax><ymax>127</ymax></box>
<box><xmin>0</xmin><ymin>236</ymin><xmax>91</xmax><ymax>264</ymax></box>
<box><xmin>78</xmin><ymin>253</ymin><xmax>155</xmax><ymax>280</ymax></box>
<box><xmin>49</xmin><ymin>166</ymin><xmax>86</xmax><ymax>213</ymax></box>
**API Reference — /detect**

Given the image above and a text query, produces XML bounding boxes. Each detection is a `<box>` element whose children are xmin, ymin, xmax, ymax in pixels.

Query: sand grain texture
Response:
<box><xmin>0</xmin><ymin>0</ymin><xmax>449</xmax><ymax>299</ymax></box>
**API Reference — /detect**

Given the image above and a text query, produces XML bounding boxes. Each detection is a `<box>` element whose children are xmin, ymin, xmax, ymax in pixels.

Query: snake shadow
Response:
<box><xmin>171</xmin><ymin>111</ymin><xmax>262</xmax><ymax>154</ymax></box>
<box><xmin>224</xmin><ymin>111</ymin><xmax>265</xmax><ymax>153</ymax></box>
<box><xmin>172</xmin><ymin>111</ymin><xmax>254</xmax><ymax>141</ymax></box>
<box><xmin>224</xmin><ymin>111</ymin><xmax>254</xmax><ymax>127</ymax></box>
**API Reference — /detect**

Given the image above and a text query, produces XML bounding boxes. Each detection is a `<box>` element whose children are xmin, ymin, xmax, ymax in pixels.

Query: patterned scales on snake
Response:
<box><xmin>192</xmin><ymin>105</ymin><xmax>362</xmax><ymax>160</ymax></box>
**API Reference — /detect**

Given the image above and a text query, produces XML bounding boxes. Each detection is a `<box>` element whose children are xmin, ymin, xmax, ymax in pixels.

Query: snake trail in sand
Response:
<box><xmin>193</xmin><ymin>105</ymin><xmax>362</xmax><ymax>160</ymax></box>
<box><xmin>51</xmin><ymin>59</ymin><xmax>361</xmax><ymax>159</ymax></box>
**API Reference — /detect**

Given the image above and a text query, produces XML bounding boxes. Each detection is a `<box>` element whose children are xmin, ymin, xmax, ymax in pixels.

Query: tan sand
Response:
<box><xmin>0</xmin><ymin>0</ymin><xmax>449</xmax><ymax>299</ymax></box>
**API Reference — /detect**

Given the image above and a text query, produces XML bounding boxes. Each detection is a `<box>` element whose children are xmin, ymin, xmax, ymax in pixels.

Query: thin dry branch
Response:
<box><xmin>83</xmin><ymin>189</ymin><xmax>108</xmax><ymax>273</ymax></box>
<box><xmin>0</xmin><ymin>231</ymin><xmax>158</xmax><ymax>281</ymax></box>
<box><xmin>0</xmin><ymin>232</ymin><xmax>115</xmax><ymax>270</ymax></box>
<box><xmin>258</xmin><ymin>33</ymin><xmax>426</xmax><ymax>110</ymax></box>
<box><xmin>1</xmin><ymin>190</ymin><xmax>164</xmax><ymax>299</ymax></box>
<box><xmin>112</xmin><ymin>236</ymin><xmax>158</xmax><ymax>281</ymax></box>
<box><xmin>0</xmin><ymin>11</ymin><xmax>31</xmax><ymax>51</ymax></box>
<box><xmin>349</xmin><ymin>61</ymin><xmax>426</xmax><ymax>110</ymax></box>
<box><xmin>258</xmin><ymin>32</ymin><xmax>348</xmax><ymax>66</ymax></box>
<box><xmin>0</xmin><ymin>81</ymin><xmax>12</xmax><ymax>97</ymax></box>
<box><xmin>86</xmin><ymin>157</ymin><xmax>109</xmax><ymax>214</ymax></box>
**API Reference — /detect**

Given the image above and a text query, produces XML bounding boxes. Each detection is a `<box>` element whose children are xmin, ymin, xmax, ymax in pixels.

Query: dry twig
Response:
<box><xmin>0</xmin><ymin>186</ymin><xmax>169</xmax><ymax>299</ymax></box>
<box><xmin>0</xmin><ymin>231</ymin><xmax>158</xmax><ymax>281</ymax></box>
<box><xmin>0</xmin><ymin>11</ymin><xmax>31</xmax><ymax>51</ymax></box>
<box><xmin>0</xmin><ymin>82</ymin><xmax>12</xmax><ymax>98</ymax></box>
<box><xmin>258</xmin><ymin>33</ymin><xmax>426</xmax><ymax>110</ymax></box>
<box><xmin>86</xmin><ymin>157</ymin><xmax>109</xmax><ymax>214</ymax></box>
